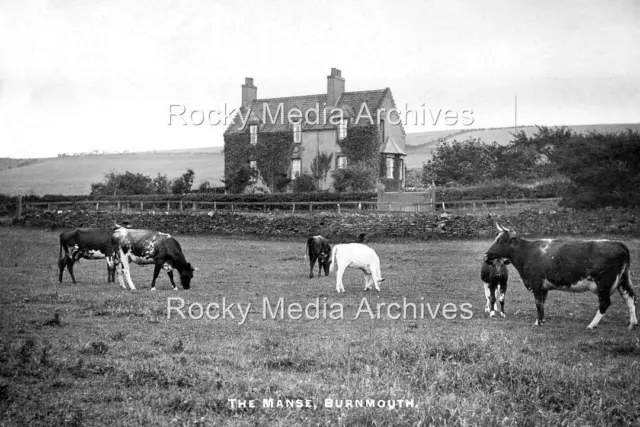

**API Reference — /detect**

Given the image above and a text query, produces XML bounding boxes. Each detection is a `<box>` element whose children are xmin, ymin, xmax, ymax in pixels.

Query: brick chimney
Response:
<box><xmin>241</xmin><ymin>77</ymin><xmax>257</xmax><ymax>109</ymax></box>
<box><xmin>327</xmin><ymin>68</ymin><xmax>345</xmax><ymax>107</ymax></box>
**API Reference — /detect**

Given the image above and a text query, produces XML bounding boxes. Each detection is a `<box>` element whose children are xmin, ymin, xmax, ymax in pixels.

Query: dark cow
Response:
<box><xmin>485</xmin><ymin>223</ymin><xmax>638</xmax><ymax>329</ymax></box>
<box><xmin>58</xmin><ymin>228</ymin><xmax>116</xmax><ymax>284</ymax></box>
<box><xmin>481</xmin><ymin>258</ymin><xmax>509</xmax><ymax>317</ymax></box>
<box><xmin>306</xmin><ymin>235</ymin><xmax>331</xmax><ymax>278</ymax></box>
<box><xmin>111</xmin><ymin>225</ymin><xmax>196</xmax><ymax>290</ymax></box>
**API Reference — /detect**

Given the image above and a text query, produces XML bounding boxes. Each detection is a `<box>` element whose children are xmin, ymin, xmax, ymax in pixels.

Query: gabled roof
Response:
<box><xmin>225</xmin><ymin>89</ymin><xmax>389</xmax><ymax>134</ymax></box>
<box><xmin>380</xmin><ymin>136</ymin><xmax>406</xmax><ymax>156</ymax></box>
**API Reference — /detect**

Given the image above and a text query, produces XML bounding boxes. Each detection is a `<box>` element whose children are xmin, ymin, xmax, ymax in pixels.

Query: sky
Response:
<box><xmin>0</xmin><ymin>0</ymin><xmax>639</xmax><ymax>158</ymax></box>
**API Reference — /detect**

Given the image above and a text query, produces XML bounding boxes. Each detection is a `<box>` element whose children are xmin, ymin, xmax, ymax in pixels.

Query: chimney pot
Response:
<box><xmin>327</xmin><ymin>68</ymin><xmax>345</xmax><ymax>107</ymax></box>
<box><xmin>241</xmin><ymin>77</ymin><xmax>257</xmax><ymax>108</ymax></box>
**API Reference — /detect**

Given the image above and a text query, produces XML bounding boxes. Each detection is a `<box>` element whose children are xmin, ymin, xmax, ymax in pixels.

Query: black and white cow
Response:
<box><xmin>111</xmin><ymin>225</ymin><xmax>195</xmax><ymax>291</ymax></box>
<box><xmin>481</xmin><ymin>258</ymin><xmax>509</xmax><ymax>317</ymax></box>
<box><xmin>484</xmin><ymin>223</ymin><xmax>638</xmax><ymax>329</ymax></box>
<box><xmin>58</xmin><ymin>228</ymin><xmax>116</xmax><ymax>284</ymax></box>
<box><xmin>306</xmin><ymin>235</ymin><xmax>331</xmax><ymax>278</ymax></box>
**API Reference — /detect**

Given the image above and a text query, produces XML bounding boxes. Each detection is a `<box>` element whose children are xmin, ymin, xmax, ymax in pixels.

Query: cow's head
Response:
<box><xmin>484</xmin><ymin>223</ymin><xmax>516</xmax><ymax>264</ymax></box>
<box><xmin>179</xmin><ymin>263</ymin><xmax>196</xmax><ymax>289</ymax></box>
<box><xmin>489</xmin><ymin>258</ymin><xmax>510</xmax><ymax>277</ymax></box>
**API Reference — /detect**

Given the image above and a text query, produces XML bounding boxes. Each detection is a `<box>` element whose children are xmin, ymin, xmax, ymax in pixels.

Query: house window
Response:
<box><xmin>337</xmin><ymin>155</ymin><xmax>347</xmax><ymax>169</ymax></box>
<box><xmin>291</xmin><ymin>158</ymin><xmax>301</xmax><ymax>178</ymax></box>
<box><xmin>386</xmin><ymin>156</ymin><xmax>394</xmax><ymax>179</ymax></box>
<box><xmin>250</xmin><ymin>125</ymin><xmax>258</xmax><ymax>145</ymax></box>
<box><xmin>380</xmin><ymin>119</ymin><xmax>385</xmax><ymax>143</ymax></box>
<box><xmin>293</xmin><ymin>123</ymin><xmax>302</xmax><ymax>143</ymax></box>
<box><xmin>250</xmin><ymin>160</ymin><xmax>257</xmax><ymax>170</ymax></box>
<box><xmin>338</xmin><ymin>119</ymin><xmax>347</xmax><ymax>140</ymax></box>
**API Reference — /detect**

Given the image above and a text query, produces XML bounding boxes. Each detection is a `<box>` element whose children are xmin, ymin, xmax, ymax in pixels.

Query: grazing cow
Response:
<box><xmin>306</xmin><ymin>235</ymin><xmax>331</xmax><ymax>278</ymax></box>
<box><xmin>329</xmin><ymin>243</ymin><xmax>385</xmax><ymax>293</ymax></box>
<box><xmin>481</xmin><ymin>258</ymin><xmax>510</xmax><ymax>317</ymax></box>
<box><xmin>58</xmin><ymin>228</ymin><xmax>116</xmax><ymax>284</ymax></box>
<box><xmin>111</xmin><ymin>226</ymin><xmax>195</xmax><ymax>291</ymax></box>
<box><xmin>484</xmin><ymin>223</ymin><xmax>638</xmax><ymax>329</ymax></box>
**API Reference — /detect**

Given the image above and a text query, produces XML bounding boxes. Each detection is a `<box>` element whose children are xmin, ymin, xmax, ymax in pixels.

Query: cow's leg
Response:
<box><xmin>587</xmin><ymin>288</ymin><xmax>611</xmax><ymax>329</ymax></box>
<box><xmin>309</xmin><ymin>255</ymin><xmax>316</xmax><ymax>278</ymax></box>
<box><xmin>618</xmin><ymin>270</ymin><xmax>638</xmax><ymax>330</ymax></box>
<box><xmin>336</xmin><ymin>263</ymin><xmax>347</xmax><ymax>293</ymax></box>
<box><xmin>118</xmin><ymin>251</ymin><xmax>136</xmax><ymax>290</ymax></box>
<box><xmin>167</xmin><ymin>269</ymin><xmax>177</xmax><ymax>291</ymax></box>
<box><xmin>318</xmin><ymin>260</ymin><xmax>323</xmax><ymax>277</ymax></box>
<box><xmin>66</xmin><ymin>258</ymin><xmax>77</xmax><ymax>285</ymax></box>
<box><xmin>489</xmin><ymin>283</ymin><xmax>498</xmax><ymax>317</ymax></box>
<box><xmin>322</xmin><ymin>261</ymin><xmax>330</xmax><ymax>277</ymax></box>
<box><xmin>483</xmin><ymin>283</ymin><xmax>491</xmax><ymax>313</ymax></box>
<box><xmin>106</xmin><ymin>256</ymin><xmax>116</xmax><ymax>283</ymax></box>
<box><xmin>150</xmin><ymin>263</ymin><xmax>162</xmax><ymax>291</ymax></box>
<box><xmin>533</xmin><ymin>286</ymin><xmax>546</xmax><ymax>326</ymax></box>
<box><xmin>498</xmin><ymin>279</ymin><xmax>507</xmax><ymax>317</ymax></box>
<box><xmin>58</xmin><ymin>255</ymin><xmax>68</xmax><ymax>283</ymax></box>
<box><xmin>363</xmin><ymin>273</ymin><xmax>372</xmax><ymax>291</ymax></box>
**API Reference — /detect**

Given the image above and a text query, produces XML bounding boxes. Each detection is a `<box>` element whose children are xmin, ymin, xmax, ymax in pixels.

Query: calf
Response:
<box><xmin>306</xmin><ymin>235</ymin><xmax>331</xmax><ymax>278</ymax></box>
<box><xmin>481</xmin><ymin>258</ymin><xmax>509</xmax><ymax>317</ymax></box>
<box><xmin>58</xmin><ymin>228</ymin><xmax>116</xmax><ymax>284</ymax></box>
<box><xmin>485</xmin><ymin>223</ymin><xmax>638</xmax><ymax>329</ymax></box>
<box><xmin>111</xmin><ymin>226</ymin><xmax>195</xmax><ymax>291</ymax></box>
<box><xmin>329</xmin><ymin>243</ymin><xmax>385</xmax><ymax>293</ymax></box>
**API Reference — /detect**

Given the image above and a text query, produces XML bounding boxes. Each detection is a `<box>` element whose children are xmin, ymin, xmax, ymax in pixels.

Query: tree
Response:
<box><xmin>89</xmin><ymin>170</ymin><xmax>154</xmax><ymax>196</ymax></box>
<box><xmin>198</xmin><ymin>180</ymin><xmax>212</xmax><ymax>192</ymax></box>
<box><xmin>310</xmin><ymin>152</ymin><xmax>333</xmax><ymax>188</ymax></box>
<box><xmin>171</xmin><ymin>169</ymin><xmax>195</xmax><ymax>194</ymax></box>
<box><xmin>153</xmin><ymin>173</ymin><xmax>170</xmax><ymax>194</ymax></box>
<box><xmin>222</xmin><ymin>164</ymin><xmax>257</xmax><ymax>194</ymax></box>
<box><xmin>422</xmin><ymin>139</ymin><xmax>498</xmax><ymax>186</ymax></box>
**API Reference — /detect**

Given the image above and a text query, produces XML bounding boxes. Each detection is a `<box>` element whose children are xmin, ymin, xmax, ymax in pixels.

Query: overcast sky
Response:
<box><xmin>0</xmin><ymin>0</ymin><xmax>639</xmax><ymax>158</ymax></box>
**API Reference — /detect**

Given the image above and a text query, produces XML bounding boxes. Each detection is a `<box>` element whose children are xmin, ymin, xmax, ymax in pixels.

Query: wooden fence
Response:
<box><xmin>21</xmin><ymin>197</ymin><xmax>562</xmax><ymax>216</ymax></box>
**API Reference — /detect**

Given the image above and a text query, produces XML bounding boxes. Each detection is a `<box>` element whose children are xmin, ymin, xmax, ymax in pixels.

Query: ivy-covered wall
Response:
<box><xmin>337</xmin><ymin>124</ymin><xmax>380</xmax><ymax>173</ymax></box>
<box><xmin>224</xmin><ymin>130</ymin><xmax>294</xmax><ymax>192</ymax></box>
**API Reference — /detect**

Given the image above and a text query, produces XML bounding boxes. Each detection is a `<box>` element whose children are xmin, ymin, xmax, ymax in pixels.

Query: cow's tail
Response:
<box><xmin>330</xmin><ymin>245</ymin><xmax>339</xmax><ymax>273</ymax></box>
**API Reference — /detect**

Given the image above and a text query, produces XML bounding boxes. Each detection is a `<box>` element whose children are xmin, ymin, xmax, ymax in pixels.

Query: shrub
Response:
<box><xmin>292</xmin><ymin>174</ymin><xmax>316</xmax><ymax>193</ymax></box>
<box><xmin>331</xmin><ymin>162</ymin><xmax>377</xmax><ymax>193</ymax></box>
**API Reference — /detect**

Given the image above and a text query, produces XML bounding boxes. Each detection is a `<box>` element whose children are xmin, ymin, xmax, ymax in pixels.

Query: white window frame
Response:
<box><xmin>338</xmin><ymin>119</ymin><xmax>347</xmax><ymax>140</ymax></box>
<box><xmin>337</xmin><ymin>155</ymin><xmax>347</xmax><ymax>169</ymax></box>
<box><xmin>249</xmin><ymin>160</ymin><xmax>257</xmax><ymax>170</ymax></box>
<box><xmin>250</xmin><ymin>125</ymin><xmax>258</xmax><ymax>145</ymax></box>
<box><xmin>293</xmin><ymin>123</ymin><xmax>302</xmax><ymax>143</ymax></box>
<box><xmin>386</xmin><ymin>156</ymin><xmax>394</xmax><ymax>179</ymax></box>
<box><xmin>291</xmin><ymin>158</ymin><xmax>302</xmax><ymax>178</ymax></box>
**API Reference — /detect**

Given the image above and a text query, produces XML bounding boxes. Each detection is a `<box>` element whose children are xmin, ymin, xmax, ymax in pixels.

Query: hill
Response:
<box><xmin>0</xmin><ymin>148</ymin><xmax>224</xmax><ymax>196</ymax></box>
<box><xmin>404</xmin><ymin>123</ymin><xmax>640</xmax><ymax>169</ymax></box>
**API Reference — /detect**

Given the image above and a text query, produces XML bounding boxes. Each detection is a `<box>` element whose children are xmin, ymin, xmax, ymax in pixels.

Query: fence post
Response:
<box><xmin>16</xmin><ymin>196</ymin><xmax>22</xmax><ymax>217</ymax></box>
<box><xmin>117</xmin><ymin>201</ymin><xmax>121</xmax><ymax>212</ymax></box>
<box><xmin>309</xmin><ymin>202</ymin><xmax>313</xmax><ymax>212</ymax></box>
<box><xmin>140</xmin><ymin>201</ymin><xmax>144</xmax><ymax>212</ymax></box>
<box><xmin>358</xmin><ymin>202</ymin><xmax>362</xmax><ymax>211</ymax></box>
<box><xmin>337</xmin><ymin>203</ymin><xmax>341</xmax><ymax>214</ymax></box>
<box><xmin>96</xmin><ymin>202</ymin><xmax>99</xmax><ymax>213</ymax></box>
<box><xmin>214</xmin><ymin>202</ymin><xmax>217</xmax><ymax>212</ymax></box>
<box><xmin>292</xmin><ymin>203</ymin><xmax>296</xmax><ymax>214</ymax></box>
<box><xmin>167</xmin><ymin>201</ymin><xmax>170</xmax><ymax>212</ymax></box>
<box><xmin>192</xmin><ymin>202</ymin><xmax>196</xmax><ymax>212</ymax></box>
<box><xmin>47</xmin><ymin>203</ymin><xmax>51</xmax><ymax>211</ymax></box>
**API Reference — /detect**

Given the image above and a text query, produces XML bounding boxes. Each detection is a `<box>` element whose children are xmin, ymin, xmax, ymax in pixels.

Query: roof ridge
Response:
<box><xmin>253</xmin><ymin>93</ymin><xmax>327</xmax><ymax>102</ymax></box>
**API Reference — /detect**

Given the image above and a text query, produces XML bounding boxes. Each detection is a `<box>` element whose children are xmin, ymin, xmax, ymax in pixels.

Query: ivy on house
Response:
<box><xmin>336</xmin><ymin>124</ymin><xmax>380</xmax><ymax>175</ymax></box>
<box><xmin>224</xmin><ymin>130</ymin><xmax>295</xmax><ymax>193</ymax></box>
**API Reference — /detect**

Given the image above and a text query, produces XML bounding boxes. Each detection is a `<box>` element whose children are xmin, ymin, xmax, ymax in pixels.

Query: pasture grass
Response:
<box><xmin>1</xmin><ymin>228</ymin><xmax>639</xmax><ymax>426</ymax></box>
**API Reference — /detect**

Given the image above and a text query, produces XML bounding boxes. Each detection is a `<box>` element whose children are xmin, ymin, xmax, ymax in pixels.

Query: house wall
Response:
<box><xmin>297</xmin><ymin>129</ymin><xmax>339</xmax><ymax>190</ymax></box>
<box><xmin>378</xmin><ymin>94</ymin><xmax>406</xmax><ymax>152</ymax></box>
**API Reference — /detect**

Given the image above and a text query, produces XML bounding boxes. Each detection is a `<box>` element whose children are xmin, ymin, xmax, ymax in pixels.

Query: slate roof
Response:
<box><xmin>380</xmin><ymin>136</ymin><xmax>406</xmax><ymax>156</ymax></box>
<box><xmin>225</xmin><ymin>89</ymin><xmax>390</xmax><ymax>134</ymax></box>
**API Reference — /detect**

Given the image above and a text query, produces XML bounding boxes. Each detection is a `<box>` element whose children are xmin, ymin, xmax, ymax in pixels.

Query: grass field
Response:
<box><xmin>1</xmin><ymin>228</ymin><xmax>640</xmax><ymax>426</ymax></box>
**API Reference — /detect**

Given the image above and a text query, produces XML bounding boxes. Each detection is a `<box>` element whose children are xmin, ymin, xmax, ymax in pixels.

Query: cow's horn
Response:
<box><xmin>496</xmin><ymin>223</ymin><xmax>503</xmax><ymax>232</ymax></box>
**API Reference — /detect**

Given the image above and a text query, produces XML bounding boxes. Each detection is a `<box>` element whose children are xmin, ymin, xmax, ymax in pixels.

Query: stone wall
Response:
<box><xmin>11</xmin><ymin>207</ymin><xmax>640</xmax><ymax>241</ymax></box>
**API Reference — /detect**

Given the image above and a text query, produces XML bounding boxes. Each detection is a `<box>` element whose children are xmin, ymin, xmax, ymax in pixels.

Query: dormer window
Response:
<box><xmin>293</xmin><ymin>123</ymin><xmax>302</xmax><ymax>143</ymax></box>
<box><xmin>337</xmin><ymin>155</ymin><xmax>347</xmax><ymax>169</ymax></box>
<box><xmin>386</xmin><ymin>156</ymin><xmax>394</xmax><ymax>179</ymax></box>
<box><xmin>291</xmin><ymin>158</ymin><xmax>301</xmax><ymax>178</ymax></box>
<box><xmin>250</xmin><ymin>125</ymin><xmax>258</xmax><ymax>145</ymax></box>
<box><xmin>338</xmin><ymin>119</ymin><xmax>347</xmax><ymax>140</ymax></box>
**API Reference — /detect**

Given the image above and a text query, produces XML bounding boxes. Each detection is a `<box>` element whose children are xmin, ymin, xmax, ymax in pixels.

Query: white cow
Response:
<box><xmin>329</xmin><ymin>243</ymin><xmax>385</xmax><ymax>293</ymax></box>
